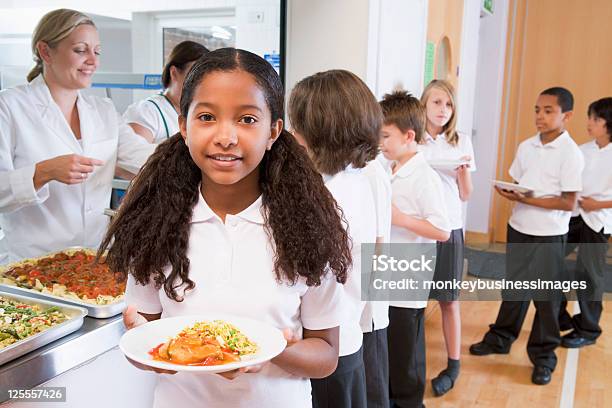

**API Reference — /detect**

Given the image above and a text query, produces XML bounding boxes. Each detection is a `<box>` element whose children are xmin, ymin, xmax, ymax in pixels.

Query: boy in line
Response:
<box><xmin>470</xmin><ymin>87</ymin><xmax>584</xmax><ymax>385</ymax></box>
<box><xmin>559</xmin><ymin>97</ymin><xmax>612</xmax><ymax>348</ymax></box>
<box><xmin>380</xmin><ymin>90</ymin><xmax>450</xmax><ymax>407</ymax></box>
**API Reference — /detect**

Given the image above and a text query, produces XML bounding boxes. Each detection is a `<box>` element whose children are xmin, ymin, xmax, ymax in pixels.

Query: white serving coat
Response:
<box><xmin>0</xmin><ymin>75</ymin><xmax>156</xmax><ymax>262</ymax></box>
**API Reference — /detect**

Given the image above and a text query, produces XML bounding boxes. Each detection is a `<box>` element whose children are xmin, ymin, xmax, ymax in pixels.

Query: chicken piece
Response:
<box><xmin>166</xmin><ymin>335</ymin><xmax>224</xmax><ymax>365</ymax></box>
<box><xmin>158</xmin><ymin>341</ymin><xmax>171</xmax><ymax>360</ymax></box>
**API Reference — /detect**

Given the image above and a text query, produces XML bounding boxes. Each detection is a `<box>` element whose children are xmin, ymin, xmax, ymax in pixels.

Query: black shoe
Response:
<box><xmin>561</xmin><ymin>331</ymin><xmax>596</xmax><ymax>348</ymax></box>
<box><xmin>431</xmin><ymin>372</ymin><xmax>454</xmax><ymax>397</ymax></box>
<box><xmin>532</xmin><ymin>366</ymin><xmax>552</xmax><ymax>385</ymax></box>
<box><xmin>559</xmin><ymin>321</ymin><xmax>574</xmax><ymax>332</ymax></box>
<box><xmin>469</xmin><ymin>341</ymin><xmax>509</xmax><ymax>356</ymax></box>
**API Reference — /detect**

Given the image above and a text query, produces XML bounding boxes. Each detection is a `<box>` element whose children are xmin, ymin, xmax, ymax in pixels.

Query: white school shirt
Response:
<box><xmin>419</xmin><ymin>132</ymin><xmax>476</xmax><ymax>230</ymax></box>
<box><xmin>389</xmin><ymin>152</ymin><xmax>450</xmax><ymax>309</ymax></box>
<box><xmin>573</xmin><ymin>140</ymin><xmax>612</xmax><ymax>234</ymax></box>
<box><xmin>323</xmin><ymin>166</ymin><xmax>377</xmax><ymax>356</ymax></box>
<box><xmin>360</xmin><ymin>157</ymin><xmax>392</xmax><ymax>332</ymax></box>
<box><xmin>127</xmin><ymin>193</ymin><xmax>345</xmax><ymax>408</ymax></box>
<box><xmin>0</xmin><ymin>75</ymin><xmax>156</xmax><ymax>262</ymax></box>
<box><xmin>123</xmin><ymin>93</ymin><xmax>179</xmax><ymax>142</ymax></box>
<box><xmin>508</xmin><ymin>131</ymin><xmax>584</xmax><ymax>236</ymax></box>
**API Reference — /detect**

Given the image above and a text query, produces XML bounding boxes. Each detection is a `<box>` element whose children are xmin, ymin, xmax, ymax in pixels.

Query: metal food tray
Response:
<box><xmin>0</xmin><ymin>247</ymin><xmax>125</xmax><ymax>318</ymax></box>
<box><xmin>0</xmin><ymin>290</ymin><xmax>87</xmax><ymax>365</ymax></box>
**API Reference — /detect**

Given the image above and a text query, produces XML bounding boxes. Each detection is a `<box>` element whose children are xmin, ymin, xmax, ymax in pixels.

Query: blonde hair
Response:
<box><xmin>27</xmin><ymin>9</ymin><xmax>95</xmax><ymax>82</ymax></box>
<box><xmin>420</xmin><ymin>79</ymin><xmax>459</xmax><ymax>146</ymax></box>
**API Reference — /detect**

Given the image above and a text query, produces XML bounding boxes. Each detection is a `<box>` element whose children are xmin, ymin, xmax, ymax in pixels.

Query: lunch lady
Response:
<box><xmin>0</xmin><ymin>9</ymin><xmax>155</xmax><ymax>262</ymax></box>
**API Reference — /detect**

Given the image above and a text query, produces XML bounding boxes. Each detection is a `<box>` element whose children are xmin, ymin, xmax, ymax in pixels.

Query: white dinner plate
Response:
<box><xmin>119</xmin><ymin>314</ymin><xmax>287</xmax><ymax>373</ymax></box>
<box><xmin>428</xmin><ymin>159</ymin><xmax>470</xmax><ymax>170</ymax></box>
<box><xmin>493</xmin><ymin>180</ymin><xmax>532</xmax><ymax>194</ymax></box>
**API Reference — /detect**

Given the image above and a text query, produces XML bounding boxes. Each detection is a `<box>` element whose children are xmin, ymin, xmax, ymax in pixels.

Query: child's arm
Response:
<box><xmin>271</xmin><ymin>326</ymin><xmax>339</xmax><ymax>378</ymax></box>
<box><xmin>579</xmin><ymin>197</ymin><xmax>612</xmax><ymax>211</ymax></box>
<box><xmin>392</xmin><ymin>204</ymin><xmax>450</xmax><ymax>241</ymax></box>
<box><xmin>519</xmin><ymin>192</ymin><xmax>577</xmax><ymax>210</ymax></box>
<box><xmin>495</xmin><ymin>187</ymin><xmax>577</xmax><ymax>211</ymax></box>
<box><xmin>457</xmin><ymin>164</ymin><xmax>473</xmax><ymax>201</ymax></box>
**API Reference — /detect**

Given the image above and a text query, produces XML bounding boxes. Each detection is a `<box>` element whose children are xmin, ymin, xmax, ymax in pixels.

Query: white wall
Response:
<box><xmin>286</xmin><ymin>0</ymin><xmax>429</xmax><ymax>105</ymax></box>
<box><xmin>456</xmin><ymin>0</ymin><xmax>481</xmax><ymax>136</ymax></box>
<box><xmin>456</xmin><ymin>0</ymin><xmax>482</xmax><ymax>231</ymax></box>
<box><xmin>370</xmin><ymin>0</ymin><xmax>428</xmax><ymax>99</ymax></box>
<box><xmin>285</xmin><ymin>0</ymin><xmax>371</xmax><ymax>97</ymax></box>
<box><xmin>235</xmin><ymin>0</ymin><xmax>281</xmax><ymax>57</ymax></box>
<box><xmin>465</xmin><ymin>0</ymin><xmax>510</xmax><ymax>233</ymax></box>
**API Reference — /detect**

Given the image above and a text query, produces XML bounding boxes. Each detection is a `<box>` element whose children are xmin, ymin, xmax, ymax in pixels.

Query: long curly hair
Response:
<box><xmin>98</xmin><ymin>48</ymin><xmax>351</xmax><ymax>301</ymax></box>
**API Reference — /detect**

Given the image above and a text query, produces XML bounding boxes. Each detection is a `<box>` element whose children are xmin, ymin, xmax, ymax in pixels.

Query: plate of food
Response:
<box><xmin>428</xmin><ymin>159</ymin><xmax>470</xmax><ymax>170</ymax></box>
<box><xmin>119</xmin><ymin>315</ymin><xmax>287</xmax><ymax>373</ymax></box>
<box><xmin>493</xmin><ymin>180</ymin><xmax>533</xmax><ymax>194</ymax></box>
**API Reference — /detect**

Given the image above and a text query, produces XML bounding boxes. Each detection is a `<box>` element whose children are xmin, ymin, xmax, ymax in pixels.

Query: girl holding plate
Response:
<box><xmin>100</xmin><ymin>48</ymin><xmax>351</xmax><ymax>408</ymax></box>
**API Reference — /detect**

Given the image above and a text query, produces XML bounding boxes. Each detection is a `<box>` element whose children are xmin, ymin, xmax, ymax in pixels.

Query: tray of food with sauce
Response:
<box><xmin>0</xmin><ymin>248</ymin><xmax>125</xmax><ymax>318</ymax></box>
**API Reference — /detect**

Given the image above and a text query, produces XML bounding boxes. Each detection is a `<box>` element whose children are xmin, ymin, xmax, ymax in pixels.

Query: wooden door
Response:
<box><xmin>426</xmin><ymin>0</ymin><xmax>464</xmax><ymax>88</ymax></box>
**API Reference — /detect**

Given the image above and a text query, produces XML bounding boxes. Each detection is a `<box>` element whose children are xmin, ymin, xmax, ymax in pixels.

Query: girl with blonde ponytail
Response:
<box><xmin>419</xmin><ymin>79</ymin><xmax>476</xmax><ymax>397</ymax></box>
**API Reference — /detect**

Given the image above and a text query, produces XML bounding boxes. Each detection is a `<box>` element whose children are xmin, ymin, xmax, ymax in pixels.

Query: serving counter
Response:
<box><xmin>0</xmin><ymin>315</ymin><xmax>124</xmax><ymax>403</ymax></box>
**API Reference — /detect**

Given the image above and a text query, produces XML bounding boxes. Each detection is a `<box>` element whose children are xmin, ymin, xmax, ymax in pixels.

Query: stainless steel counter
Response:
<box><xmin>0</xmin><ymin>315</ymin><xmax>125</xmax><ymax>403</ymax></box>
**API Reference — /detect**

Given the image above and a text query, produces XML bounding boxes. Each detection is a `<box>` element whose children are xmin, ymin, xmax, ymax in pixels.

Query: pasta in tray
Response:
<box><xmin>0</xmin><ymin>295</ymin><xmax>70</xmax><ymax>349</ymax></box>
<box><xmin>150</xmin><ymin>320</ymin><xmax>259</xmax><ymax>366</ymax></box>
<box><xmin>0</xmin><ymin>249</ymin><xmax>125</xmax><ymax>305</ymax></box>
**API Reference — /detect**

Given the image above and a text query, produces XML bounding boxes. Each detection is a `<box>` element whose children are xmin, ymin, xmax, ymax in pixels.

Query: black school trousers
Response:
<box><xmin>559</xmin><ymin>215</ymin><xmax>609</xmax><ymax>340</ymax></box>
<box><xmin>482</xmin><ymin>224</ymin><xmax>565</xmax><ymax>370</ymax></box>
<box><xmin>387</xmin><ymin>307</ymin><xmax>425</xmax><ymax>408</ymax></box>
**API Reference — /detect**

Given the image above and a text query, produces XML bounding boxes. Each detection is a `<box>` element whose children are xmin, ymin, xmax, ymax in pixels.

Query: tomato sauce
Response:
<box><xmin>149</xmin><ymin>343</ymin><xmax>240</xmax><ymax>366</ymax></box>
<box><xmin>2</xmin><ymin>250</ymin><xmax>125</xmax><ymax>300</ymax></box>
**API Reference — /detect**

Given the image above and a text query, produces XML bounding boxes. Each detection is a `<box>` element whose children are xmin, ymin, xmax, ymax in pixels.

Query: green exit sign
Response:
<box><xmin>483</xmin><ymin>0</ymin><xmax>494</xmax><ymax>15</ymax></box>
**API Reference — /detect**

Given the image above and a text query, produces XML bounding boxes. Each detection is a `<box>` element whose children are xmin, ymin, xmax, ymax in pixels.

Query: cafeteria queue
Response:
<box><xmin>1</xmin><ymin>8</ymin><xmax>611</xmax><ymax>408</ymax></box>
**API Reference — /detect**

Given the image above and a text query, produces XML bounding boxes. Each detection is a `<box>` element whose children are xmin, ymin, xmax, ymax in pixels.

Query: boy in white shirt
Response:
<box><xmin>470</xmin><ymin>87</ymin><xmax>584</xmax><ymax>386</ymax></box>
<box><xmin>558</xmin><ymin>97</ymin><xmax>612</xmax><ymax>348</ymax></box>
<box><xmin>379</xmin><ymin>91</ymin><xmax>451</xmax><ymax>408</ymax></box>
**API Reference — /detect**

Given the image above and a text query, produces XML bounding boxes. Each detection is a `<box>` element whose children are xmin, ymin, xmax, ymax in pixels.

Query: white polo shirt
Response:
<box><xmin>324</xmin><ymin>166</ymin><xmax>377</xmax><ymax>356</ymax></box>
<box><xmin>419</xmin><ymin>132</ymin><xmax>476</xmax><ymax>230</ymax></box>
<box><xmin>360</xmin><ymin>157</ymin><xmax>392</xmax><ymax>332</ymax></box>
<box><xmin>574</xmin><ymin>140</ymin><xmax>612</xmax><ymax>234</ymax></box>
<box><xmin>508</xmin><ymin>131</ymin><xmax>584</xmax><ymax>236</ymax></box>
<box><xmin>126</xmin><ymin>193</ymin><xmax>345</xmax><ymax>408</ymax></box>
<box><xmin>389</xmin><ymin>152</ymin><xmax>450</xmax><ymax>309</ymax></box>
<box><xmin>123</xmin><ymin>94</ymin><xmax>179</xmax><ymax>142</ymax></box>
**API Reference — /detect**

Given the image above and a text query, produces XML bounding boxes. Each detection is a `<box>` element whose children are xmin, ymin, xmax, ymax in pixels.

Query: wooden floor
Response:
<box><xmin>422</xmin><ymin>300</ymin><xmax>611</xmax><ymax>407</ymax></box>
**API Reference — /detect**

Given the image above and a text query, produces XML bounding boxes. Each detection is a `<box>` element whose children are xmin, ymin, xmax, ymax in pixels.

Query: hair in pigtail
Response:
<box><xmin>260</xmin><ymin>131</ymin><xmax>350</xmax><ymax>286</ymax></box>
<box><xmin>98</xmin><ymin>134</ymin><xmax>201</xmax><ymax>301</ymax></box>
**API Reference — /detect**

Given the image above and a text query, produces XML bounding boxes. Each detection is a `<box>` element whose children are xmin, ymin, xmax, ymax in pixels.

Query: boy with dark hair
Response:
<box><xmin>470</xmin><ymin>87</ymin><xmax>584</xmax><ymax>385</ymax></box>
<box><xmin>558</xmin><ymin>97</ymin><xmax>612</xmax><ymax>348</ymax></box>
